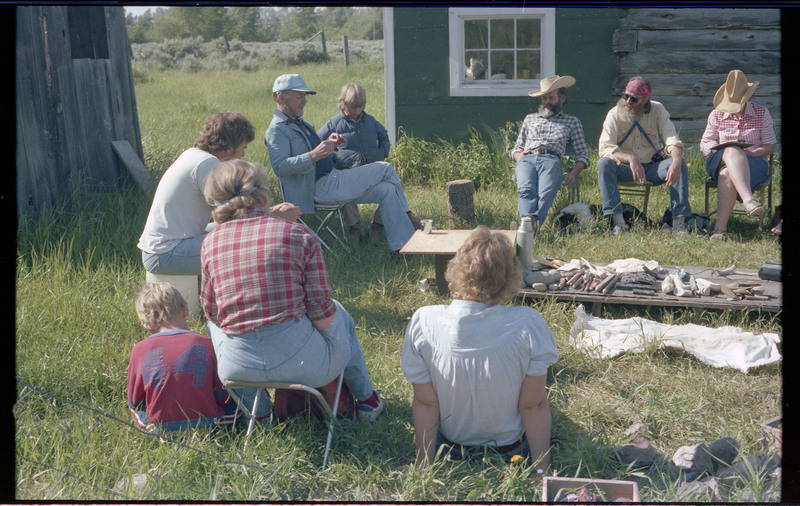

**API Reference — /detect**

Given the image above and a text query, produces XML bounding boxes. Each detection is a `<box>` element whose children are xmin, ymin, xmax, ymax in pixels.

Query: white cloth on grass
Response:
<box><xmin>569</xmin><ymin>305</ymin><xmax>781</xmax><ymax>374</ymax></box>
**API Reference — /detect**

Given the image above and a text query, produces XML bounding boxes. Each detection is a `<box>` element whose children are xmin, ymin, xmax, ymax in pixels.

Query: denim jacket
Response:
<box><xmin>317</xmin><ymin>111</ymin><xmax>391</xmax><ymax>169</ymax></box>
<box><xmin>265</xmin><ymin>110</ymin><xmax>318</xmax><ymax>214</ymax></box>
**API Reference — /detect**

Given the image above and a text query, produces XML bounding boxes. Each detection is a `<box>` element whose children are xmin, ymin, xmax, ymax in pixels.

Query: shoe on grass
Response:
<box><xmin>357</xmin><ymin>391</ymin><xmax>386</xmax><ymax>423</ymax></box>
<box><xmin>612</xmin><ymin>224</ymin><xmax>627</xmax><ymax>236</ymax></box>
<box><xmin>710</xmin><ymin>230</ymin><xmax>728</xmax><ymax>241</ymax></box>
<box><xmin>744</xmin><ymin>199</ymin><xmax>764</xmax><ymax>216</ymax></box>
<box><xmin>367</xmin><ymin>222</ymin><xmax>383</xmax><ymax>244</ymax></box>
<box><xmin>407</xmin><ymin>211</ymin><xmax>424</xmax><ymax>230</ymax></box>
<box><xmin>672</xmin><ymin>221</ymin><xmax>688</xmax><ymax>236</ymax></box>
<box><xmin>347</xmin><ymin>226</ymin><xmax>362</xmax><ymax>243</ymax></box>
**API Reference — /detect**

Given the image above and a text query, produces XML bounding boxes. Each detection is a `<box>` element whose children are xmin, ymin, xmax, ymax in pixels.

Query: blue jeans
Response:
<box><xmin>142</xmin><ymin>222</ymin><xmax>217</xmax><ymax>275</ymax></box>
<box><xmin>315</xmin><ymin>162</ymin><xmax>414</xmax><ymax>250</ymax></box>
<box><xmin>436</xmin><ymin>433</ymin><xmax>531</xmax><ymax>462</ymax></box>
<box><xmin>514</xmin><ymin>154</ymin><xmax>563</xmax><ymax>225</ymax></box>
<box><xmin>597</xmin><ymin>156</ymin><xmax>691</xmax><ymax>218</ymax></box>
<box><xmin>206</xmin><ymin>299</ymin><xmax>374</xmax><ymax>418</ymax></box>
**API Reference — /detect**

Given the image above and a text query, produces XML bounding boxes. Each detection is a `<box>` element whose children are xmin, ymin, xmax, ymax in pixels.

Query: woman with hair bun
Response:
<box><xmin>200</xmin><ymin>160</ymin><xmax>385</xmax><ymax>423</ymax></box>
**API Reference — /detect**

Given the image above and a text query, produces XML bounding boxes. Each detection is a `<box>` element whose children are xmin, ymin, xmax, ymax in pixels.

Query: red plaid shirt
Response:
<box><xmin>700</xmin><ymin>101</ymin><xmax>776</xmax><ymax>158</ymax></box>
<box><xmin>200</xmin><ymin>209</ymin><xmax>336</xmax><ymax>334</ymax></box>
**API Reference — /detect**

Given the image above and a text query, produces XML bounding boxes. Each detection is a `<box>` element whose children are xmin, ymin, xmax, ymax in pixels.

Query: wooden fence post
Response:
<box><xmin>446</xmin><ymin>179</ymin><xmax>475</xmax><ymax>227</ymax></box>
<box><xmin>343</xmin><ymin>35</ymin><xmax>349</xmax><ymax>68</ymax></box>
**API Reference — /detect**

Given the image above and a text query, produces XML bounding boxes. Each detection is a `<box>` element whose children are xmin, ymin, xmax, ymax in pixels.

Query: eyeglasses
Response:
<box><xmin>622</xmin><ymin>93</ymin><xmax>640</xmax><ymax>104</ymax></box>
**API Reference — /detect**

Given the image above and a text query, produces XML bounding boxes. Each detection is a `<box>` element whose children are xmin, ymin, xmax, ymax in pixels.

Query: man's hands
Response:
<box><xmin>309</xmin><ymin>139</ymin><xmax>337</xmax><ymax>162</ymax></box>
<box><xmin>664</xmin><ymin>159</ymin><xmax>681</xmax><ymax>187</ymax></box>
<box><xmin>513</xmin><ymin>150</ymin><xmax>532</xmax><ymax>163</ymax></box>
<box><xmin>269</xmin><ymin>202</ymin><xmax>302</xmax><ymax>222</ymax></box>
<box><xmin>309</xmin><ymin>133</ymin><xmax>345</xmax><ymax>163</ymax></box>
<box><xmin>563</xmin><ymin>162</ymin><xmax>586</xmax><ymax>188</ymax></box>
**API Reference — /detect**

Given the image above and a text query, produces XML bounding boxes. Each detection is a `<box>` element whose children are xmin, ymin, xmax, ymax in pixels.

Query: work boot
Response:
<box><xmin>367</xmin><ymin>222</ymin><xmax>383</xmax><ymax>244</ymax></box>
<box><xmin>347</xmin><ymin>226</ymin><xmax>363</xmax><ymax>243</ymax></box>
<box><xmin>407</xmin><ymin>211</ymin><xmax>423</xmax><ymax>230</ymax></box>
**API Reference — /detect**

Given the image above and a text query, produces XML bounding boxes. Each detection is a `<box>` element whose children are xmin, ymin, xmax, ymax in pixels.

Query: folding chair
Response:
<box><xmin>618</xmin><ymin>181</ymin><xmax>653</xmax><ymax>218</ymax></box>
<box><xmin>704</xmin><ymin>154</ymin><xmax>774</xmax><ymax>231</ymax></box>
<box><xmin>278</xmin><ymin>180</ymin><xmax>348</xmax><ymax>252</ymax></box>
<box><xmin>224</xmin><ymin>373</ymin><xmax>345</xmax><ymax>470</ymax></box>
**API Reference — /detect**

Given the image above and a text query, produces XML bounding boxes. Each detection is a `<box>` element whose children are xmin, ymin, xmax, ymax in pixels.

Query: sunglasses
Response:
<box><xmin>622</xmin><ymin>93</ymin><xmax>640</xmax><ymax>104</ymax></box>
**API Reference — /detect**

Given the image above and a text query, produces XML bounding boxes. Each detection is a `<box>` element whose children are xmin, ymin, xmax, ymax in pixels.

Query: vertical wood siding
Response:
<box><xmin>16</xmin><ymin>6</ymin><xmax>142</xmax><ymax>220</ymax></box>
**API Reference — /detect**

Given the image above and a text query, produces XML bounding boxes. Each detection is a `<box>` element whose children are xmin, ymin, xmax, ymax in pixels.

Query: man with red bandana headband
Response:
<box><xmin>597</xmin><ymin>76</ymin><xmax>692</xmax><ymax>235</ymax></box>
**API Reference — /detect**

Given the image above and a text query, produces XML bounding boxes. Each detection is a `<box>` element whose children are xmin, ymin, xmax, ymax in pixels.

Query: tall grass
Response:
<box><xmin>15</xmin><ymin>61</ymin><xmax>782</xmax><ymax>501</ymax></box>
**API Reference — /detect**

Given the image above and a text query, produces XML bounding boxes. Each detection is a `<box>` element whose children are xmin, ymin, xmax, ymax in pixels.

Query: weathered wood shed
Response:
<box><xmin>16</xmin><ymin>5</ymin><xmax>142</xmax><ymax>220</ymax></box>
<box><xmin>384</xmin><ymin>7</ymin><xmax>781</xmax><ymax>148</ymax></box>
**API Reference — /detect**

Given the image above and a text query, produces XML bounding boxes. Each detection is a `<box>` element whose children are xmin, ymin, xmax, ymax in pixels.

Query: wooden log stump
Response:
<box><xmin>446</xmin><ymin>179</ymin><xmax>475</xmax><ymax>227</ymax></box>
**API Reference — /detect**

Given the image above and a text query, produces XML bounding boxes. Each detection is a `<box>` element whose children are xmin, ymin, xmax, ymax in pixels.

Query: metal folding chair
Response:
<box><xmin>305</xmin><ymin>202</ymin><xmax>348</xmax><ymax>251</ymax></box>
<box><xmin>278</xmin><ymin>180</ymin><xmax>348</xmax><ymax>252</ymax></box>
<box><xmin>704</xmin><ymin>153</ymin><xmax>774</xmax><ymax>231</ymax></box>
<box><xmin>224</xmin><ymin>373</ymin><xmax>345</xmax><ymax>470</ymax></box>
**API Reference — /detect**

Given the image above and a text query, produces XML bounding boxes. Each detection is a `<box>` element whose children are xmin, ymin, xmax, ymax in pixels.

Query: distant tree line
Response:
<box><xmin>125</xmin><ymin>6</ymin><xmax>383</xmax><ymax>43</ymax></box>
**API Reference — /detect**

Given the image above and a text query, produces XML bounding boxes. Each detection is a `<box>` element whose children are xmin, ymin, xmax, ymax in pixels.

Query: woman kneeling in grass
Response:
<box><xmin>402</xmin><ymin>227</ymin><xmax>558</xmax><ymax>472</ymax></box>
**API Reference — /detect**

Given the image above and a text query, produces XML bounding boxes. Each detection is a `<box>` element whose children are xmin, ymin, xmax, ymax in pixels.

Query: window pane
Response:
<box><xmin>465</xmin><ymin>51</ymin><xmax>488</xmax><ymax>80</ymax></box>
<box><xmin>490</xmin><ymin>19</ymin><xmax>514</xmax><ymax>48</ymax></box>
<box><xmin>465</xmin><ymin>20</ymin><xmax>488</xmax><ymax>49</ymax></box>
<box><xmin>490</xmin><ymin>50</ymin><xmax>514</xmax><ymax>79</ymax></box>
<box><xmin>517</xmin><ymin>50</ymin><xmax>541</xmax><ymax>80</ymax></box>
<box><xmin>517</xmin><ymin>18</ymin><xmax>541</xmax><ymax>49</ymax></box>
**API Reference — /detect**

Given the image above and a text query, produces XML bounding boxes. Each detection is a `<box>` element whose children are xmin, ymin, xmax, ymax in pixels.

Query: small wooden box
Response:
<box><xmin>543</xmin><ymin>476</ymin><xmax>640</xmax><ymax>502</ymax></box>
<box><xmin>761</xmin><ymin>416</ymin><xmax>782</xmax><ymax>455</ymax></box>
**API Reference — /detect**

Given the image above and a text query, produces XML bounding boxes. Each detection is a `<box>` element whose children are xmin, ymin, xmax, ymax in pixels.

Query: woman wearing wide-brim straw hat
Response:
<box><xmin>699</xmin><ymin>69</ymin><xmax>777</xmax><ymax>240</ymax></box>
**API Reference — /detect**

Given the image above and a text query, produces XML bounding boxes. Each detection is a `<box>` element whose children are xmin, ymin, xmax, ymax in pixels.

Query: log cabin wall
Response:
<box><xmin>16</xmin><ymin>5</ymin><xmax>142</xmax><ymax>221</ymax></box>
<box><xmin>612</xmin><ymin>8</ymin><xmax>781</xmax><ymax>145</ymax></box>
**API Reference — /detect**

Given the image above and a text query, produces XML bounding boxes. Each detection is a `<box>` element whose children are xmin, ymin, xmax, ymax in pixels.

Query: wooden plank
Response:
<box><xmin>517</xmin><ymin>265</ymin><xmax>781</xmax><ymax>313</ymax></box>
<box><xmin>399</xmin><ymin>229</ymin><xmax>517</xmax><ymax>255</ymax></box>
<box><xmin>620</xmin><ymin>50</ymin><xmax>779</xmax><ymax>74</ymax></box>
<box><xmin>615</xmin><ymin>73</ymin><xmax>781</xmax><ymax>97</ymax></box>
<box><xmin>645</xmin><ymin>95</ymin><xmax>781</xmax><ymax>121</ymax></box>
<box><xmin>111</xmin><ymin>140</ymin><xmax>155</xmax><ymax>196</ymax></box>
<box><xmin>106</xmin><ymin>6</ymin><xmax>144</xmax><ymax>161</ymax></box>
<box><xmin>620</xmin><ymin>8</ymin><xmax>780</xmax><ymax>30</ymax></box>
<box><xmin>632</xmin><ymin>28</ymin><xmax>780</xmax><ymax>52</ymax></box>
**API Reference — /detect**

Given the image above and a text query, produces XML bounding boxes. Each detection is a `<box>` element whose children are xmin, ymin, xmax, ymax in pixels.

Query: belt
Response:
<box><xmin>439</xmin><ymin>432</ymin><xmax>526</xmax><ymax>454</ymax></box>
<box><xmin>532</xmin><ymin>146</ymin><xmax>561</xmax><ymax>157</ymax></box>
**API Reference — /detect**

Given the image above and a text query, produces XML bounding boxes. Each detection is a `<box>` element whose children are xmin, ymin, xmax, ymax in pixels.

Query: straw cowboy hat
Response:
<box><xmin>529</xmin><ymin>75</ymin><xmax>576</xmax><ymax>97</ymax></box>
<box><xmin>713</xmin><ymin>70</ymin><xmax>758</xmax><ymax>114</ymax></box>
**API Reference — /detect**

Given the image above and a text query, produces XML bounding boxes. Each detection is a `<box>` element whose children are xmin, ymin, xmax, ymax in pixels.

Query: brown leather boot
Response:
<box><xmin>407</xmin><ymin>211</ymin><xmax>423</xmax><ymax>230</ymax></box>
<box><xmin>367</xmin><ymin>222</ymin><xmax>383</xmax><ymax>244</ymax></box>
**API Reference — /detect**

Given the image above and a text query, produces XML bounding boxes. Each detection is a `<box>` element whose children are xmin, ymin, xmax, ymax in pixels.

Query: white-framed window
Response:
<box><xmin>448</xmin><ymin>8</ymin><xmax>556</xmax><ymax>97</ymax></box>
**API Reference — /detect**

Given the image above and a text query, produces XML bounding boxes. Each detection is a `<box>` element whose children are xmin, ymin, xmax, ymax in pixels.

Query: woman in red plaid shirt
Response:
<box><xmin>200</xmin><ymin>159</ymin><xmax>385</xmax><ymax>423</ymax></box>
<box><xmin>700</xmin><ymin>70</ymin><xmax>777</xmax><ymax>240</ymax></box>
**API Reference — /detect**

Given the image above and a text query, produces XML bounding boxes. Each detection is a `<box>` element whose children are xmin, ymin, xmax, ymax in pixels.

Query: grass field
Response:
<box><xmin>15</xmin><ymin>61</ymin><xmax>782</xmax><ymax>501</ymax></box>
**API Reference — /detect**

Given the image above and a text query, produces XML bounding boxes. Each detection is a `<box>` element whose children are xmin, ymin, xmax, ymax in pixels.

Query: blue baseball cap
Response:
<box><xmin>272</xmin><ymin>74</ymin><xmax>316</xmax><ymax>94</ymax></box>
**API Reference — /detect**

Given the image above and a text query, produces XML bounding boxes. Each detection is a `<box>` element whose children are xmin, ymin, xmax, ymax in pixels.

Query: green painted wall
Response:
<box><xmin>393</xmin><ymin>7</ymin><xmax>624</xmax><ymax>149</ymax></box>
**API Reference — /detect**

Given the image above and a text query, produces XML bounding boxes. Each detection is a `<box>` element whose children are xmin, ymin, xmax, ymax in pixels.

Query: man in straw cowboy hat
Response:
<box><xmin>597</xmin><ymin>76</ymin><xmax>692</xmax><ymax>235</ymax></box>
<box><xmin>510</xmin><ymin>75</ymin><xmax>590</xmax><ymax>226</ymax></box>
<box><xmin>699</xmin><ymin>70</ymin><xmax>776</xmax><ymax>240</ymax></box>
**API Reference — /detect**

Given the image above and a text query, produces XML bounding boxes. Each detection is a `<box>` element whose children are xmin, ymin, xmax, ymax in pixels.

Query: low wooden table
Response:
<box><xmin>400</xmin><ymin>230</ymin><xmax>782</xmax><ymax>314</ymax></box>
<box><xmin>399</xmin><ymin>229</ymin><xmax>517</xmax><ymax>295</ymax></box>
<box><xmin>518</xmin><ymin>265</ymin><xmax>782</xmax><ymax>316</ymax></box>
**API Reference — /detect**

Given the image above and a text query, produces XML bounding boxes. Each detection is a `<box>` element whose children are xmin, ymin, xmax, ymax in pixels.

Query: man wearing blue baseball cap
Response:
<box><xmin>265</xmin><ymin>74</ymin><xmax>421</xmax><ymax>253</ymax></box>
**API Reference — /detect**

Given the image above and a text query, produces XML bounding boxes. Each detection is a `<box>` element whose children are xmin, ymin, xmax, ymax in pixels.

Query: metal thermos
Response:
<box><xmin>515</xmin><ymin>216</ymin><xmax>534</xmax><ymax>270</ymax></box>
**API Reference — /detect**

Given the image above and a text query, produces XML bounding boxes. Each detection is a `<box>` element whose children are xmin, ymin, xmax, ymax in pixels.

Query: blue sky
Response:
<box><xmin>124</xmin><ymin>6</ymin><xmax>169</xmax><ymax>16</ymax></box>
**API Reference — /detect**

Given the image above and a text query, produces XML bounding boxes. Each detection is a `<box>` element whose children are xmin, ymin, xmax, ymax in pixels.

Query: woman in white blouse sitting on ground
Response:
<box><xmin>401</xmin><ymin>226</ymin><xmax>558</xmax><ymax>473</ymax></box>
